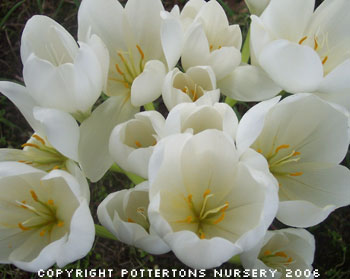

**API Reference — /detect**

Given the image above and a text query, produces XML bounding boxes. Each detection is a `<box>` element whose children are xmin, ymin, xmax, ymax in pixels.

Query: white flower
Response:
<box><xmin>246</xmin><ymin>94</ymin><xmax>350</xmax><ymax>227</ymax></box>
<box><xmin>250</xmin><ymin>0</ymin><xmax>350</xmax><ymax>109</ymax></box>
<box><xmin>181</xmin><ymin>0</ymin><xmax>242</xmax><ymax>81</ymax></box>
<box><xmin>162</xmin><ymin>66</ymin><xmax>219</xmax><ymax>111</ymax></box>
<box><xmin>161</xmin><ymin>101</ymin><xmax>238</xmax><ymax>139</ymax></box>
<box><xmin>21</xmin><ymin>15</ymin><xmax>108</xmax><ymax>119</ymax></box>
<box><xmin>148</xmin><ymin>130</ymin><xmax>279</xmax><ymax>269</ymax></box>
<box><xmin>177</xmin><ymin>0</ymin><xmax>205</xmax><ymax>31</ymax></box>
<box><xmin>241</xmin><ymin>228</ymin><xmax>315</xmax><ymax>279</ymax></box>
<box><xmin>109</xmin><ymin>111</ymin><xmax>165</xmax><ymax>179</ymax></box>
<box><xmin>78</xmin><ymin>0</ymin><xmax>183</xmax><ymax>107</ymax></box>
<box><xmin>97</xmin><ymin>181</ymin><xmax>170</xmax><ymax>255</ymax></box>
<box><xmin>244</xmin><ymin>0</ymin><xmax>270</xmax><ymax>15</ymax></box>
<box><xmin>0</xmin><ymin>162</ymin><xmax>94</xmax><ymax>272</ymax></box>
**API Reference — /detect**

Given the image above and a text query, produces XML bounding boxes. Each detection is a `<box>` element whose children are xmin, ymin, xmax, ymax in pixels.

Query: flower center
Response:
<box><xmin>127</xmin><ymin>206</ymin><xmax>150</xmax><ymax>232</ymax></box>
<box><xmin>176</xmin><ymin>189</ymin><xmax>229</xmax><ymax>239</ymax></box>
<box><xmin>298</xmin><ymin>35</ymin><xmax>329</xmax><ymax>66</ymax></box>
<box><xmin>257</xmin><ymin>144</ymin><xmax>303</xmax><ymax>183</ymax></box>
<box><xmin>109</xmin><ymin>45</ymin><xmax>146</xmax><ymax>90</ymax></box>
<box><xmin>260</xmin><ymin>250</ymin><xmax>294</xmax><ymax>271</ymax></box>
<box><xmin>16</xmin><ymin>189</ymin><xmax>64</xmax><ymax>238</ymax></box>
<box><xmin>18</xmin><ymin>134</ymin><xmax>68</xmax><ymax>171</ymax></box>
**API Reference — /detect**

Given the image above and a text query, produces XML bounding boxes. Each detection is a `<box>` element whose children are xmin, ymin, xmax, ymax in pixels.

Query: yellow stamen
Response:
<box><xmin>187</xmin><ymin>194</ymin><xmax>193</xmax><ymax>204</ymax></box>
<box><xmin>314</xmin><ymin>38</ymin><xmax>319</xmax><ymax>50</ymax></box>
<box><xmin>127</xmin><ymin>218</ymin><xmax>135</xmax><ymax>223</ymax></box>
<box><xmin>212</xmin><ymin>212</ymin><xmax>225</xmax><ymax>225</ymax></box>
<box><xmin>322</xmin><ymin>56</ymin><xmax>328</xmax><ymax>65</ymax></box>
<box><xmin>51</xmin><ymin>166</ymin><xmax>60</xmax><ymax>170</ymax></box>
<box><xmin>203</xmin><ymin>189</ymin><xmax>211</xmax><ymax>198</ymax></box>
<box><xmin>32</xmin><ymin>134</ymin><xmax>45</xmax><ymax>145</ymax></box>
<box><xmin>135</xmin><ymin>141</ymin><xmax>142</xmax><ymax>148</ymax></box>
<box><xmin>118</xmin><ymin>52</ymin><xmax>126</xmax><ymax>63</ymax></box>
<box><xmin>40</xmin><ymin>230</ymin><xmax>46</xmax><ymax>237</ymax></box>
<box><xmin>47</xmin><ymin>199</ymin><xmax>54</xmax><ymax>205</ymax></box>
<box><xmin>176</xmin><ymin>216</ymin><xmax>193</xmax><ymax>223</ymax></box>
<box><xmin>298</xmin><ymin>36</ymin><xmax>308</xmax><ymax>45</ymax></box>
<box><xmin>287</xmin><ymin>257</ymin><xmax>293</xmax><ymax>263</ymax></box>
<box><xmin>136</xmin><ymin>44</ymin><xmax>144</xmax><ymax>60</ymax></box>
<box><xmin>218</xmin><ymin>46</ymin><xmax>222</xmax><ymax>49</ymax></box>
<box><xmin>115</xmin><ymin>64</ymin><xmax>124</xmax><ymax>75</ymax></box>
<box><xmin>21</xmin><ymin>143</ymin><xmax>40</xmax><ymax>149</ymax></box>
<box><xmin>57</xmin><ymin>221</ymin><xmax>64</xmax><ymax>227</ymax></box>
<box><xmin>275</xmin><ymin>251</ymin><xmax>288</xmax><ymax>258</ymax></box>
<box><xmin>30</xmin><ymin>190</ymin><xmax>39</xmax><ymax>202</ymax></box>
<box><xmin>278</xmin><ymin>183</ymin><xmax>282</xmax><ymax>187</ymax></box>
<box><xmin>292</xmin><ymin>151</ymin><xmax>301</xmax><ymax>156</ymax></box>
<box><xmin>221</xmin><ymin>202</ymin><xmax>229</xmax><ymax>212</ymax></box>
<box><xmin>182</xmin><ymin>87</ymin><xmax>188</xmax><ymax>93</ymax></box>
<box><xmin>257</xmin><ymin>149</ymin><xmax>262</xmax><ymax>153</ymax></box>
<box><xmin>200</xmin><ymin>232</ymin><xmax>205</xmax><ymax>239</ymax></box>
<box><xmin>289</xmin><ymin>172</ymin><xmax>303</xmax><ymax>177</ymax></box>
<box><xmin>275</xmin><ymin>144</ymin><xmax>290</xmax><ymax>154</ymax></box>
<box><xmin>263</xmin><ymin>250</ymin><xmax>272</xmax><ymax>256</ymax></box>
<box><xmin>152</xmin><ymin>140</ymin><xmax>157</xmax><ymax>146</ymax></box>
<box><xmin>20</xmin><ymin>200</ymin><xmax>27</xmax><ymax>209</ymax></box>
<box><xmin>210</xmin><ymin>45</ymin><xmax>213</xmax><ymax>51</ymax></box>
<box><xmin>17</xmin><ymin>160</ymin><xmax>26</xmax><ymax>163</ymax></box>
<box><xmin>18</xmin><ymin>223</ymin><xmax>31</xmax><ymax>231</ymax></box>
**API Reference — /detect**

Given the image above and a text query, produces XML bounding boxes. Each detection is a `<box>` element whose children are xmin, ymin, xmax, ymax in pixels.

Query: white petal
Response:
<box><xmin>0</xmin><ymin>81</ymin><xmax>41</xmax><ymax>134</ymax></box>
<box><xmin>0</xmin><ymin>161</ymin><xmax>44</xmax><ymax>178</ymax></box>
<box><xmin>187</xmin><ymin>66</ymin><xmax>216</xmax><ymax>90</ymax></box>
<box><xmin>209</xmin><ymin>47</ymin><xmax>241</xmax><ymax>80</ymax></box>
<box><xmin>181</xmin><ymin>23</ymin><xmax>210</xmax><ymax>71</ymax></box>
<box><xmin>79</xmin><ymin>96</ymin><xmax>137</xmax><ymax>182</ymax></box>
<box><xmin>236</xmin><ymin>96</ymin><xmax>281</xmax><ymax>155</ymax></box>
<box><xmin>244</xmin><ymin>0</ymin><xmax>270</xmax><ymax>15</ymax></box>
<box><xmin>131</xmin><ymin>60</ymin><xmax>166</xmax><ymax>107</ymax></box>
<box><xmin>21</xmin><ymin>15</ymin><xmax>78</xmax><ymax>64</ymax></box>
<box><xmin>160</xmin><ymin>11</ymin><xmax>183</xmax><ymax>70</ymax></box>
<box><xmin>33</xmin><ymin>107</ymin><xmax>80</xmax><ymax>161</ymax></box>
<box><xmin>259</xmin><ymin>40</ymin><xmax>323</xmax><ymax>93</ymax></box>
<box><xmin>125</xmin><ymin>0</ymin><xmax>164</xmax><ymax>60</ymax></box>
<box><xmin>260</xmin><ymin>0</ymin><xmax>315</xmax><ymax>42</ymax></box>
<box><xmin>218</xmin><ymin>64</ymin><xmax>281</xmax><ymax>101</ymax></box>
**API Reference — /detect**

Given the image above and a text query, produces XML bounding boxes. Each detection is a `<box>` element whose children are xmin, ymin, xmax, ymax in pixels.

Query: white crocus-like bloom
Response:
<box><xmin>181</xmin><ymin>0</ymin><xmax>242</xmax><ymax>81</ymax></box>
<box><xmin>97</xmin><ymin>181</ymin><xmax>170</xmax><ymax>255</ymax></box>
<box><xmin>148</xmin><ymin>130</ymin><xmax>279</xmax><ymax>269</ymax></box>
<box><xmin>78</xmin><ymin>0</ymin><xmax>183</xmax><ymax>107</ymax></box>
<box><xmin>250</xmin><ymin>0</ymin><xmax>350</xmax><ymax>109</ymax></box>
<box><xmin>244</xmin><ymin>0</ymin><xmax>270</xmax><ymax>16</ymax></box>
<box><xmin>162</xmin><ymin>66</ymin><xmax>219</xmax><ymax>111</ymax></box>
<box><xmin>21</xmin><ymin>15</ymin><xmax>108</xmax><ymax>121</ymax></box>
<box><xmin>162</xmin><ymin>102</ymin><xmax>238</xmax><ymax>139</ymax></box>
<box><xmin>241</xmin><ymin>229</ymin><xmax>315</xmax><ymax>279</ymax></box>
<box><xmin>248</xmin><ymin>94</ymin><xmax>350</xmax><ymax>227</ymax></box>
<box><xmin>109</xmin><ymin>111</ymin><xmax>165</xmax><ymax>179</ymax></box>
<box><xmin>0</xmin><ymin>162</ymin><xmax>94</xmax><ymax>272</ymax></box>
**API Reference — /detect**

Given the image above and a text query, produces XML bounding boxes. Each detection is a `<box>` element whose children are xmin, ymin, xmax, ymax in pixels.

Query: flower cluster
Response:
<box><xmin>1</xmin><ymin>0</ymin><xmax>350</xmax><ymax>276</ymax></box>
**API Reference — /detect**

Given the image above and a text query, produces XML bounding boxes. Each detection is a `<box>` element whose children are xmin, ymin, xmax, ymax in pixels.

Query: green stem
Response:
<box><xmin>144</xmin><ymin>102</ymin><xmax>155</xmax><ymax>111</ymax></box>
<box><xmin>95</xmin><ymin>224</ymin><xmax>118</xmax><ymax>241</ymax></box>
<box><xmin>241</xmin><ymin>27</ymin><xmax>251</xmax><ymax>64</ymax></box>
<box><xmin>225</xmin><ymin>97</ymin><xmax>238</xmax><ymax>107</ymax></box>
<box><xmin>110</xmin><ymin>163</ymin><xmax>145</xmax><ymax>186</ymax></box>
<box><xmin>228</xmin><ymin>255</ymin><xmax>241</xmax><ymax>266</ymax></box>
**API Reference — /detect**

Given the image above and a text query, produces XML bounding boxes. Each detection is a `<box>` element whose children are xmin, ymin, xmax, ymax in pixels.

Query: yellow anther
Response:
<box><xmin>17</xmin><ymin>160</ymin><xmax>26</xmax><ymax>163</ymax></box>
<box><xmin>40</xmin><ymin>230</ymin><xmax>46</xmax><ymax>237</ymax></box>
<box><xmin>176</xmin><ymin>216</ymin><xmax>193</xmax><ymax>223</ymax></box>
<box><xmin>30</xmin><ymin>190</ymin><xmax>39</xmax><ymax>202</ymax></box>
<box><xmin>19</xmin><ymin>200</ymin><xmax>27</xmax><ymax>209</ymax></box>
<box><xmin>203</xmin><ymin>189</ymin><xmax>211</xmax><ymax>198</ymax></box>
<box><xmin>212</xmin><ymin>212</ymin><xmax>225</xmax><ymax>225</ymax></box>
<box><xmin>221</xmin><ymin>202</ymin><xmax>229</xmax><ymax>212</ymax></box>
<box><xmin>275</xmin><ymin>251</ymin><xmax>288</xmax><ymax>258</ymax></box>
<box><xmin>200</xmin><ymin>232</ymin><xmax>205</xmax><ymax>239</ymax></box>
<box><xmin>292</xmin><ymin>151</ymin><xmax>301</xmax><ymax>156</ymax></box>
<box><xmin>187</xmin><ymin>194</ymin><xmax>193</xmax><ymax>204</ymax></box>
<box><xmin>322</xmin><ymin>56</ymin><xmax>328</xmax><ymax>65</ymax></box>
<box><xmin>191</xmin><ymin>89</ymin><xmax>197</xmax><ymax>101</ymax></box>
<box><xmin>127</xmin><ymin>218</ymin><xmax>135</xmax><ymax>223</ymax></box>
<box><xmin>32</xmin><ymin>134</ymin><xmax>45</xmax><ymax>145</ymax></box>
<box><xmin>115</xmin><ymin>64</ymin><xmax>124</xmax><ymax>75</ymax></box>
<box><xmin>210</xmin><ymin>45</ymin><xmax>213</xmax><ymax>51</ymax></box>
<box><xmin>18</xmin><ymin>223</ymin><xmax>31</xmax><ymax>231</ymax></box>
<box><xmin>298</xmin><ymin>36</ymin><xmax>308</xmax><ymax>45</ymax></box>
<box><xmin>264</xmin><ymin>250</ymin><xmax>272</xmax><ymax>256</ymax></box>
<box><xmin>289</xmin><ymin>172</ymin><xmax>303</xmax><ymax>177</ymax></box>
<box><xmin>218</xmin><ymin>46</ymin><xmax>222</xmax><ymax>49</ymax></box>
<box><xmin>314</xmin><ymin>38</ymin><xmax>319</xmax><ymax>50</ymax></box>
<box><xmin>136</xmin><ymin>45</ymin><xmax>145</xmax><ymax>60</ymax></box>
<box><xmin>51</xmin><ymin>166</ymin><xmax>60</xmax><ymax>170</ymax></box>
<box><xmin>47</xmin><ymin>199</ymin><xmax>54</xmax><ymax>205</ymax></box>
<box><xmin>275</xmin><ymin>144</ymin><xmax>290</xmax><ymax>154</ymax></box>
<box><xmin>135</xmin><ymin>141</ymin><xmax>142</xmax><ymax>148</ymax></box>
<box><xmin>287</xmin><ymin>257</ymin><xmax>293</xmax><ymax>263</ymax></box>
<box><xmin>278</xmin><ymin>183</ymin><xmax>282</xmax><ymax>187</ymax></box>
<box><xmin>182</xmin><ymin>87</ymin><xmax>188</xmax><ymax>93</ymax></box>
<box><xmin>21</xmin><ymin>143</ymin><xmax>40</xmax><ymax>149</ymax></box>
<box><xmin>152</xmin><ymin>140</ymin><xmax>157</xmax><ymax>146</ymax></box>
<box><xmin>117</xmin><ymin>52</ymin><xmax>126</xmax><ymax>63</ymax></box>
<box><xmin>257</xmin><ymin>149</ymin><xmax>262</xmax><ymax>153</ymax></box>
<box><xmin>57</xmin><ymin>221</ymin><xmax>64</xmax><ymax>227</ymax></box>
